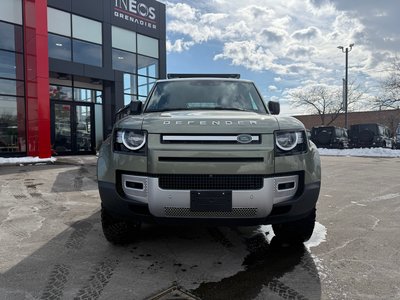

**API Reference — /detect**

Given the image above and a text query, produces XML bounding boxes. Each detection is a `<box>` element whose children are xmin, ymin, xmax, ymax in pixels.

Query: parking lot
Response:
<box><xmin>0</xmin><ymin>156</ymin><xmax>399</xmax><ymax>299</ymax></box>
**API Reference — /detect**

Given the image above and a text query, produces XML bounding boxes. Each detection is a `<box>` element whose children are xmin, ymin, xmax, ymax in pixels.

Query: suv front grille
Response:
<box><xmin>158</xmin><ymin>174</ymin><xmax>264</xmax><ymax>190</ymax></box>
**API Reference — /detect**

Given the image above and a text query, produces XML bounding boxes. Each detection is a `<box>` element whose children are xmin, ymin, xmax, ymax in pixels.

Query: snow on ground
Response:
<box><xmin>318</xmin><ymin>148</ymin><xmax>400</xmax><ymax>158</ymax></box>
<box><xmin>0</xmin><ymin>156</ymin><xmax>56</xmax><ymax>166</ymax></box>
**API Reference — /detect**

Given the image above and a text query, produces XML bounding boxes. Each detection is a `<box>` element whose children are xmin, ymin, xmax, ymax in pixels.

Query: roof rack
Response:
<box><xmin>167</xmin><ymin>73</ymin><xmax>240</xmax><ymax>79</ymax></box>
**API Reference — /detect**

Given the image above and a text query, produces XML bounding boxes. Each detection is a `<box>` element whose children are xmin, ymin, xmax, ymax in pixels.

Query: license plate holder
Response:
<box><xmin>190</xmin><ymin>191</ymin><xmax>232</xmax><ymax>212</ymax></box>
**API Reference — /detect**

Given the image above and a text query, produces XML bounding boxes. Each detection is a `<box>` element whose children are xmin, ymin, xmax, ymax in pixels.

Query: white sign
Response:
<box><xmin>113</xmin><ymin>0</ymin><xmax>157</xmax><ymax>30</ymax></box>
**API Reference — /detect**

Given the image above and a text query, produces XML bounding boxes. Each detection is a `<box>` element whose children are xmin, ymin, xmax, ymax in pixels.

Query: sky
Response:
<box><xmin>163</xmin><ymin>0</ymin><xmax>400</xmax><ymax>116</ymax></box>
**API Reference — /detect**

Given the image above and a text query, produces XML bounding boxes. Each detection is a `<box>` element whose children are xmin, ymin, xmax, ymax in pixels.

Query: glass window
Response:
<box><xmin>75</xmin><ymin>105</ymin><xmax>92</xmax><ymax>151</ymax></box>
<box><xmin>138</xmin><ymin>55</ymin><xmax>158</xmax><ymax>78</ymax></box>
<box><xmin>0</xmin><ymin>79</ymin><xmax>24</xmax><ymax>96</ymax></box>
<box><xmin>124</xmin><ymin>94</ymin><xmax>137</xmax><ymax>106</ymax></box>
<box><xmin>95</xmin><ymin>104</ymin><xmax>103</xmax><ymax>149</ymax></box>
<box><xmin>112</xmin><ymin>49</ymin><xmax>136</xmax><ymax>73</ymax></box>
<box><xmin>137</xmin><ymin>34</ymin><xmax>158</xmax><ymax>58</ymax></box>
<box><xmin>0</xmin><ymin>51</ymin><xmax>24</xmax><ymax>80</ymax></box>
<box><xmin>72</xmin><ymin>15</ymin><xmax>102</xmax><ymax>44</ymax></box>
<box><xmin>138</xmin><ymin>76</ymin><xmax>155</xmax><ymax>97</ymax></box>
<box><xmin>0</xmin><ymin>22</ymin><xmax>23</xmax><ymax>52</ymax></box>
<box><xmin>47</xmin><ymin>7</ymin><xmax>71</xmax><ymax>36</ymax></box>
<box><xmin>112</xmin><ymin>26</ymin><xmax>136</xmax><ymax>52</ymax></box>
<box><xmin>49</xmin><ymin>85</ymin><xmax>73</xmax><ymax>100</ymax></box>
<box><xmin>0</xmin><ymin>0</ymin><xmax>22</xmax><ymax>25</ymax></box>
<box><xmin>74</xmin><ymin>78</ymin><xmax>103</xmax><ymax>90</ymax></box>
<box><xmin>0</xmin><ymin>95</ymin><xmax>25</xmax><ymax>153</ymax></box>
<box><xmin>54</xmin><ymin>103</ymin><xmax>72</xmax><ymax>152</ymax></box>
<box><xmin>73</xmin><ymin>40</ymin><xmax>102</xmax><ymax>67</ymax></box>
<box><xmin>123</xmin><ymin>73</ymin><xmax>137</xmax><ymax>95</ymax></box>
<box><xmin>48</xmin><ymin>34</ymin><xmax>72</xmax><ymax>61</ymax></box>
<box><xmin>96</xmin><ymin>91</ymin><xmax>102</xmax><ymax>104</ymax></box>
<box><xmin>49</xmin><ymin>73</ymin><xmax>72</xmax><ymax>86</ymax></box>
<box><xmin>74</xmin><ymin>88</ymin><xmax>95</xmax><ymax>102</ymax></box>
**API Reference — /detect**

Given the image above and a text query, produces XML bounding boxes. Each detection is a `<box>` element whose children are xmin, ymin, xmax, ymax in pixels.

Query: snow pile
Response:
<box><xmin>0</xmin><ymin>156</ymin><xmax>56</xmax><ymax>165</ymax></box>
<box><xmin>318</xmin><ymin>148</ymin><xmax>400</xmax><ymax>158</ymax></box>
<box><xmin>260</xmin><ymin>222</ymin><xmax>327</xmax><ymax>250</ymax></box>
<box><xmin>304</xmin><ymin>222</ymin><xmax>327</xmax><ymax>251</ymax></box>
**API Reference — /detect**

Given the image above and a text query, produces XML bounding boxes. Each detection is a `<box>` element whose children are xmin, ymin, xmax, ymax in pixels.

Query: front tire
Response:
<box><xmin>101</xmin><ymin>208</ymin><xmax>141</xmax><ymax>245</ymax></box>
<box><xmin>272</xmin><ymin>208</ymin><xmax>316</xmax><ymax>243</ymax></box>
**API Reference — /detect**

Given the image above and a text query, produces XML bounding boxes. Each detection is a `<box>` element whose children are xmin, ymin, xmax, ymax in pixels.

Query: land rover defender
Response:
<box><xmin>97</xmin><ymin>74</ymin><xmax>321</xmax><ymax>244</ymax></box>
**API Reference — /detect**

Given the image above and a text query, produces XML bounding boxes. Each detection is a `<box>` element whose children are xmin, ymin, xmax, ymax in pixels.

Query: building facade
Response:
<box><xmin>0</xmin><ymin>0</ymin><xmax>166</xmax><ymax>157</ymax></box>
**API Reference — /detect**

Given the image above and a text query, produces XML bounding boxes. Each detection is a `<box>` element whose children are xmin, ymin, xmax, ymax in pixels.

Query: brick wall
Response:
<box><xmin>294</xmin><ymin>109</ymin><xmax>400</xmax><ymax>133</ymax></box>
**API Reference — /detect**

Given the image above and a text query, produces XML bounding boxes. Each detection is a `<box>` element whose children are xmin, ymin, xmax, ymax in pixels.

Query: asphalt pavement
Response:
<box><xmin>0</xmin><ymin>156</ymin><xmax>399</xmax><ymax>299</ymax></box>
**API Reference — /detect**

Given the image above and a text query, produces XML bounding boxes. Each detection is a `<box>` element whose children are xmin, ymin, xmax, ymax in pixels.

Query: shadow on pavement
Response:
<box><xmin>192</xmin><ymin>235</ymin><xmax>319</xmax><ymax>300</ymax></box>
<box><xmin>0</xmin><ymin>210</ymin><xmax>321</xmax><ymax>300</ymax></box>
<box><xmin>51</xmin><ymin>165</ymin><xmax>97</xmax><ymax>193</ymax></box>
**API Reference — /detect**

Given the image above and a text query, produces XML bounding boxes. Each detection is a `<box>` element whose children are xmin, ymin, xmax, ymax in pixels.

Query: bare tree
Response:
<box><xmin>290</xmin><ymin>82</ymin><xmax>364</xmax><ymax>125</ymax></box>
<box><xmin>375</xmin><ymin>56</ymin><xmax>400</xmax><ymax>109</ymax></box>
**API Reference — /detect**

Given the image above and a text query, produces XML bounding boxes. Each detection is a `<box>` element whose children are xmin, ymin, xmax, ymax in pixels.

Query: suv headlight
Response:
<box><xmin>275</xmin><ymin>131</ymin><xmax>307</xmax><ymax>156</ymax></box>
<box><xmin>115</xmin><ymin>129</ymin><xmax>146</xmax><ymax>152</ymax></box>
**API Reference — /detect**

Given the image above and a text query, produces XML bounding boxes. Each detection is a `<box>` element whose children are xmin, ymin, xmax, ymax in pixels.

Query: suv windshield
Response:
<box><xmin>312</xmin><ymin>127</ymin><xmax>333</xmax><ymax>136</ymax></box>
<box><xmin>145</xmin><ymin>80</ymin><xmax>267</xmax><ymax>114</ymax></box>
<box><xmin>335</xmin><ymin>128</ymin><xmax>346</xmax><ymax>137</ymax></box>
<box><xmin>352</xmin><ymin>124</ymin><xmax>378</xmax><ymax>134</ymax></box>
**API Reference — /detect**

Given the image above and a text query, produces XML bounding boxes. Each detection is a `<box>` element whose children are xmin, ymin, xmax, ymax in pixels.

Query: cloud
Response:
<box><xmin>214</xmin><ymin>41</ymin><xmax>277</xmax><ymax>72</ymax></box>
<box><xmin>286</xmin><ymin>45</ymin><xmax>318</xmax><ymax>60</ymax></box>
<box><xmin>291</xmin><ymin>27</ymin><xmax>321</xmax><ymax>41</ymax></box>
<box><xmin>166</xmin><ymin>2</ymin><xmax>197</xmax><ymax>21</ymax></box>
<box><xmin>166</xmin><ymin>39</ymin><xmax>195</xmax><ymax>53</ymax></box>
<box><xmin>268</xmin><ymin>85</ymin><xmax>278</xmax><ymax>92</ymax></box>
<box><xmin>238</xmin><ymin>5</ymin><xmax>275</xmax><ymax>20</ymax></box>
<box><xmin>200</xmin><ymin>13</ymin><xmax>227</xmax><ymax>24</ymax></box>
<box><xmin>258</xmin><ymin>28</ymin><xmax>286</xmax><ymax>44</ymax></box>
<box><xmin>270</xmin><ymin>96</ymin><xmax>279</xmax><ymax>101</ymax></box>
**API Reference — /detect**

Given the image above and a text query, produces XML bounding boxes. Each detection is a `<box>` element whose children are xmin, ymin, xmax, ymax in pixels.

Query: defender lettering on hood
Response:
<box><xmin>163</xmin><ymin>120</ymin><xmax>258</xmax><ymax>126</ymax></box>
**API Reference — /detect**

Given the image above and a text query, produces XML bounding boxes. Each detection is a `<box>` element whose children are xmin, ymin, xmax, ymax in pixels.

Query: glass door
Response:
<box><xmin>75</xmin><ymin>104</ymin><xmax>93</xmax><ymax>153</ymax></box>
<box><xmin>52</xmin><ymin>102</ymin><xmax>94</xmax><ymax>155</ymax></box>
<box><xmin>53</xmin><ymin>103</ymin><xmax>72</xmax><ymax>153</ymax></box>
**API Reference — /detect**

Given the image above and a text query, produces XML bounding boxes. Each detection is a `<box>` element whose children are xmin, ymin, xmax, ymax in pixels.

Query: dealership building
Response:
<box><xmin>0</xmin><ymin>0</ymin><xmax>166</xmax><ymax>157</ymax></box>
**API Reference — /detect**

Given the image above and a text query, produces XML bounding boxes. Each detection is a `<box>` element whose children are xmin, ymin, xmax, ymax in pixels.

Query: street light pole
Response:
<box><xmin>337</xmin><ymin>43</ymin><xmax>354</xmax><ymax>129</ymax></box>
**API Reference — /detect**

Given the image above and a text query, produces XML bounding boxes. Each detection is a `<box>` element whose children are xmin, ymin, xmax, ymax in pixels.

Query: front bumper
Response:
<box><xmin>99</xmin><ymin>173</ymin><xmax>320</xmax><ymax>226</ymax></box>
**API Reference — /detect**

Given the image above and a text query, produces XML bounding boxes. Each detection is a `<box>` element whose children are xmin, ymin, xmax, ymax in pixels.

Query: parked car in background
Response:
<box><xmin>349</xmin><ymin>123</ymin><xmax>393</xmax><ymax>148</ymax></box>
<box><xmin>310</xmin><ymin>126</ymin><xmax>348</xmax><ymax>149</ymax></box>
<box><xmin>395</xmin><ymin>124</ymin><xmax>400</xmax><ymax>149</ymax></box>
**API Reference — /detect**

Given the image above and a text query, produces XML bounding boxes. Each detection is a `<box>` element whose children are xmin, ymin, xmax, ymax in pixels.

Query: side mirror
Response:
<box><xmin>115</xmin><ymin>101</ymin><xmax>143</xmax><ymax>121</ymax></box>
<box><xmin>268</xmin><ymin>101</ymin><xmax>280</xmax><ymax>115</ymax></box>
<box><xmin>129</xmin><ymin>100</ymin><xmax>143</xmax><ymax>115</ymax></box>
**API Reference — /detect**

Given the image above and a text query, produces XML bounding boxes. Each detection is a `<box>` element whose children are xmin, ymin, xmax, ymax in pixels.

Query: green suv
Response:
<box><xmin>97</xmin><ymin>75</ymin><xmax>321</xmax><ymax>244</ymax></box>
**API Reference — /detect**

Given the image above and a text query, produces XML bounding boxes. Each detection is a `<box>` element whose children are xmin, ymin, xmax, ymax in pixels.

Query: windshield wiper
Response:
<box><xmin>213</xmin><ymin>107</ymin><xmax>252</xmax><ymax>112</ymax></box>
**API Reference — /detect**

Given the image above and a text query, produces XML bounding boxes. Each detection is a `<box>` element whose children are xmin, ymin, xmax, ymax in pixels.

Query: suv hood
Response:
<box><xmin>117</xmin><ymin>111</ymin><xmax>305</xmax><ymax>134</ymax></box>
